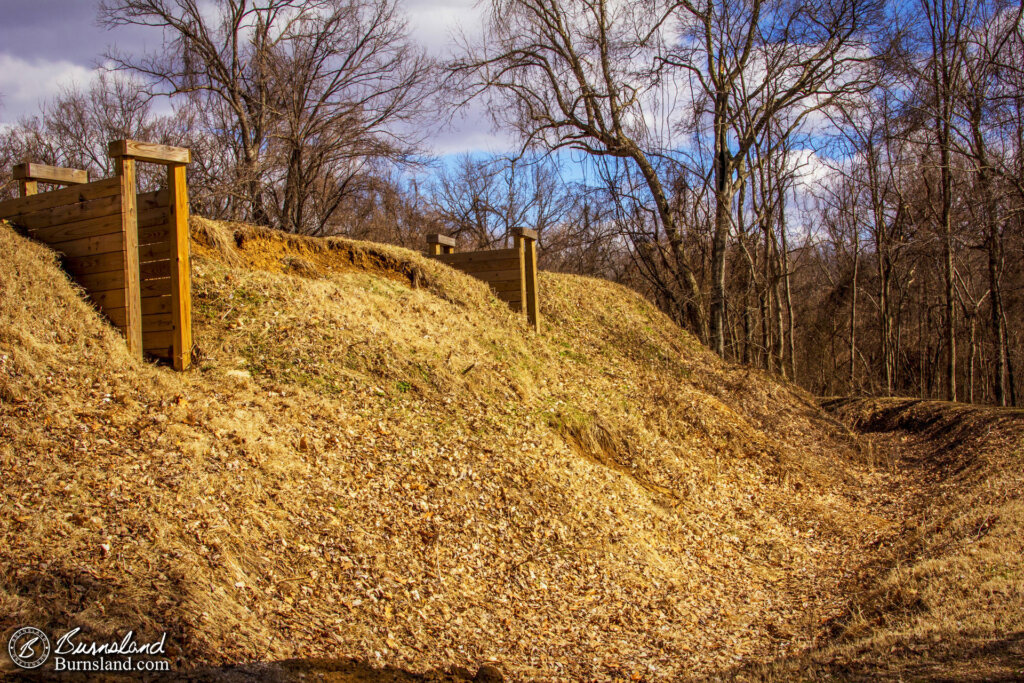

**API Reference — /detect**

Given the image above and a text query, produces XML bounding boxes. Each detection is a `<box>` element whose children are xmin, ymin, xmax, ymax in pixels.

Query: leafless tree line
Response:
<box><xmin>2</xmin><ymin>0</ymin><xmax>1023</xmax><ymax>405</ymax></box>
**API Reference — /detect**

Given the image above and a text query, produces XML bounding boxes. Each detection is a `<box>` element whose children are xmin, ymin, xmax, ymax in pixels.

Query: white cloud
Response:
<box><xmin>404</xmin><ymin>0</ymin><xmax>484</xmax><ymax>55</ymax></box>
<box><xmin>0</xmin><ymin>55</ymin><xmax>98</xmax><ymax>123</ymax></box>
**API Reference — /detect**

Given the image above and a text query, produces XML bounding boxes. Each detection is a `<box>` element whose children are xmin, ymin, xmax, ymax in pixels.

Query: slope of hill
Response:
<box><xmin>0</xmin><ymin>218</ymin><xmax>938</xmax><ymax>679</ymax></box>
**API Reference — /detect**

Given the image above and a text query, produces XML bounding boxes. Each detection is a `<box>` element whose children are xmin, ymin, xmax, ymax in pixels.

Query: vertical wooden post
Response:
<box><xmin>168</xmin><ymin>164</ymin><xmax>192</xmax><ymax>370</ymax></box>
<box><xmin>112</xmin><ymin>155</ymin><xmax>143</xmax><ymax>360</ymax></box>
<box><xmin>514</xmin><ymin>228</ymin><xmax>539</xmax><ymax>331</ymax></box>
<box><xmin>426</xmin><ymin>234</ymin><xmax>457</xmax><ymax>256</ymax></box>
<box><xmin>18</xmin><ymin>179</ymin><xmax>38</xmax><ymax>197</ymax></box>
<box><xmin>510</xmin><ymin>230</ymin><xmax>527</xmax><ymax>315</ymax></box>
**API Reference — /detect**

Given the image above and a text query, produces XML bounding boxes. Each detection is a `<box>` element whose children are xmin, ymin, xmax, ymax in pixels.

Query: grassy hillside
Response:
<box><xmin>1</xmin><ymin>218</ymin><xmax>1013</xmax><ymax>680</ymax></box>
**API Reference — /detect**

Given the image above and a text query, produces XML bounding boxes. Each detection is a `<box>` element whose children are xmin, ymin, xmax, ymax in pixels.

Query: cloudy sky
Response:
<box><xmin>0</xmin><ymin>0</ymin><xmax>509</xmax><ymax>154</ymax></box>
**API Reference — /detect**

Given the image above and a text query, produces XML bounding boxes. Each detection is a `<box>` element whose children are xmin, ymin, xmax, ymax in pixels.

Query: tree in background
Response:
<box><xmin>100</xmin><ymin>0</ymin><xmax>433</xmax><ymax>234</ymax></box>
<box><xmin>449</xmin><ymin>0</ymin><xmax>709</xmax><ymax>339</ymax></box>
<box><xmin>0</xmin><ymin>73</ymin><xmax>182</xmax><ymax>197</ymax></box>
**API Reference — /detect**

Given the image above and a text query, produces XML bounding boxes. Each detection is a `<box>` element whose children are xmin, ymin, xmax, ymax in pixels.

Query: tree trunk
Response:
<box><xmin>709</xmin><ymin>95</ymin><xmax>735</xmax><ymax>357</ymax></box>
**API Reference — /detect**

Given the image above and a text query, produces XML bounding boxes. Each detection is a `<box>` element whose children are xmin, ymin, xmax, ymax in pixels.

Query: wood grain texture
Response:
<box><xmin>443</xmin><ymin>257</ymin><xmax>521</xmax><ymax>274</ymax></box>
<box><xmin>167</xmin><ymin>163</ymin><xmax>192</xmax><ymax>370</ymax></box>
<box><xmin>18</xmin><ymin>179</ymin><xmax>37</xmax><ymax>197</ymax></box>
<box><xmin>63</xmin><ymin>251</ymin><xmax>126</xmax><ymax>277</ymax></box>
<box><xmin>109</xmin><ymin>139</ymin><xmax>191</xmax><ymax>165</ymax></box>
<box><xmin>26</xmin><ymin>211</ymin><xmax>123</xmax><ymax>245</ymax></box>
<box><xmin>115</xmin><ymin>156</ymin><xmax>143</xmax><ymax>358</ymax></box>
<box><xmin>426</xmin><ymin>233</ymin><xmax>457</xmax><ymax>247</ymax></box>
<box><xmin>142</xmin><ymin>330</ymin><xmax>174</xmax><ymax>357</ymax></box>
<box><xmin>49</xmin><ymin>230</ymin><xmax>127</xmax><ymax>259</ymax></box>
<box><xmin>0</xmin><ymin>177</ymin><xmax>120</xmax><ymax>221</ymax></box>
<box><xmin>106</xmin><ymin>307</ymin><xmax>174</xmax><ymax>331</ymax></box>
<box><xmin>516</xmin><ymin>230</ymin><xmax>540</xmax><ymax>332</ymax></box>
<box><xmin>466</xmin><ymin>268</ymin><xmax>524</xmax><ymax>282</ymax></box>
<box><xmin>13</xmin><ymin>162</ymin><xmax>89</xmax><ymax>185</ymax></box>
<box><xmin>436</xmin><ymin>248</ymin><xmax>517</xmax><ymax>264</ymax></box>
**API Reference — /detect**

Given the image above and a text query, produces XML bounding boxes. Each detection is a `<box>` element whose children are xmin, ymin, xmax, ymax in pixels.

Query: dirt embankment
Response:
<box><xmin>2</xmin><ymin>218</ymin><xmax>1021</xmax><ymax>681</ymax></box>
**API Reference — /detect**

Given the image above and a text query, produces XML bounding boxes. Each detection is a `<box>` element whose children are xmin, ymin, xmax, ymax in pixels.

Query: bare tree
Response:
<box><xmin>449</xmin><ymin>0</ymin><xmax>708</xmax><ymax>338</ymax></box>
<box><xmin>662</xmin><ymin>0</ymin><xmax>884</xmax><ymax>356</ymax></box>
<box><xmin>100</xmin><ymin>0</ymin><xmax>433</xmax><ymax>233</ymax></box>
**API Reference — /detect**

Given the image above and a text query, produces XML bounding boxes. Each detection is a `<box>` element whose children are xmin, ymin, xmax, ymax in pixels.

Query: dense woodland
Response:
<box><xmin>1</xmin><ymin>0</ymin><xmax>1022</xmax><ymax>405</ymax></box>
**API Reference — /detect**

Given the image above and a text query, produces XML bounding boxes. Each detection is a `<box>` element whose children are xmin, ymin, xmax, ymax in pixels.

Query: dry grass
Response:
<box><xmin>1</xmin><ymin>218</ymin><xmax>1019</xmax><ymax>680</ymax></box>
<box><xmin>736</xmin><ymin>398</ymin><xmax>1024</xmax><ymax>681</ymax></box>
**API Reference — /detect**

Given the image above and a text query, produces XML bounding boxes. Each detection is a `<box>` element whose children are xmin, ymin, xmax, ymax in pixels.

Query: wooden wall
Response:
<box><xmin>136</xmin><ymin>188</ymin><xmax>176</xmax><ymax>359</ymax></box>
<box><xmin>0</xmin><ymin>177</ymin><xmax>132</xmax><ymax>337</ymax></box>
<box><xmin>0</xmin><ymin>174</ymin><xmax>186</xmax><ymax>363</ymax></box>
<box><xmin>429</xmin><ymin>228</ymin><xmax>540</xmax><ymax>332</ymax></box>
<box><xmin>435</xmin><ymin>247</ymin><xmax>527</xmax><ymax>310</ymax></box>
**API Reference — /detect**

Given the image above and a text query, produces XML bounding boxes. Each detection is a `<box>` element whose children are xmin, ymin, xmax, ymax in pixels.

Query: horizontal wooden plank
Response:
<box><xmin>50</xmin><ymin>231</ymin><xmax>125</xmax><ymax>259</ymax></box>
<box><xmin>75</xmin><ymin>267</ymin><xmax>173</xmax><ymax>301</ymax></box>
<box><xmin>90</xmin><ymin>279</ymin><xmax>171</xmax><ymax>309</ymax></box>
<box><xmin>138</xmin><ymin>206</ymin><xmax>169</xmax><ymax>230</ymax></box>
<box><xmin>138</xmin><ymin>259</ymin><xmax>171</xmax><ymax>280</ymax></box>
<box><xmin>63</xmin><ymin>251</ymin><xmax>125</xmax><ymax>277</ymax></box>
<box><xmin>426</xmin><ymin>233</ymin><xmax>456</xmax><ymax>247</ymax></box>
<box><xmin>106</xmin><ymin>308</ymin><xmax>173</xmax><ymax>332</ymax></box>
<box><xmin>27</xmin><ymin>211</ymin><xmax>122</xmax><ymax>244</ymax></box>
<box><xmin>437</xmin><ymin>248</ymin><xmax>517</xmax><ymax>265</ymax></box>
<box><xmin>138</xmin><ymin>225</ymin><xmax>171</xmax><ymax>248</ymax></box>
<box><xmin>142</xmin><ymin>313</ymin><xmax>175</xmax><ymax>332</ymax></box>
<box><xmin>137</xmin><ymin>189</ymin><xmax>170</xmax><ymax>208</ymax></box>
<box><xmin>138</xmin><ymin>189</ymin><xmax>170</xmax><ymax>212</ymax></box>
<box><xmin>99</xmin><ymin>297</ymin><xmax>173</xmax><ymax>324</ymax></box>
<box><xmin>449</xmin><ymin>257</ymin><xmax>521</xmax><ymax>275</ymax></box>
<box><xmin>143</xmin><ymin>330</ymin><xmax>174</xmax><ymax>357</ymax></box>
<box><xmin>74</xmin><ymin>269</ymin><xmax>125</xmax><ymax>293</ymax></box>
<box><xmin>140</xmin><ymin>295</ymin><xmax>173</xmax><ymax>316</ymax></box>
<box><xmin>140</xmin><ymin>243</ymin><xmax>170</xmax><ymax>262</ymax></box>
<box><xmin>468</xmin><ymin>268</ymin><xmax>523</xmax><ymax>282</ymax></box>
<box><xmin>109</xmin><ymin>140</ymin><xmax>191</xmax><ymax>165</ymax></box>
<box><xmin>488</xmin><ymin>279</ymin><xmax>525</xmax><ymax>293</ymax></box>
<box><xmin>10</xmin><ymin>193</ymin><xmax>122</xmax><ymax>230</ymax></box>
<box><xmin>0</xmin><ymin>177</ymin><xmax>120</xmax><ymax>220</ymax></box>
<box><xmin>90</xmin><ymin>288</ymin><xmax>126</xmax><ymax>310</ymax></box>
<box><xmin>13</xmin><ymin>163</ymin><xmax>89</xmax><ymax>185</ymax></box>
<box><xmin>496</xmin><ymin>291</ymin><xmax>523</xmax><ymax>302</ymax></box>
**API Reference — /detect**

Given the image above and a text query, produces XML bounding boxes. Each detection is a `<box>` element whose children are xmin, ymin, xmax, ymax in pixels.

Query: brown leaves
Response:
<box><xmin>1</xmin><ymin>219</ymin><xmax>973</xmax><ymax>680</ymax></box>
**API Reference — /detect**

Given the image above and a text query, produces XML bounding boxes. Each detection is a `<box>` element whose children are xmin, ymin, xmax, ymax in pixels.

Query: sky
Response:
<box><xmin>0</xmin><ymin>0</ymin><xmax>511</xmax><ymax>155</ymax></box>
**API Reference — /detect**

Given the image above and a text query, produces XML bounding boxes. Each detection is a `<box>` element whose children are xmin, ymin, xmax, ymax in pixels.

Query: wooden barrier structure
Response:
<box><xmin>427</xmin><ymin>229</ymin><xmax>540</xmax><ymax>332</ymax></box>
<box><xmin>0</xmin><ymin>140</ymin><xmax>193</xmax><ymax>370</ymax></box>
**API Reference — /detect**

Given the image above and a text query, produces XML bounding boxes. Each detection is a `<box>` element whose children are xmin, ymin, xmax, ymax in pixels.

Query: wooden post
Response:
<box><xmin>514</xmin><ymin>228</ymin><xmax>540</xmax><ymax>332</ymax></box>
<box><xmin>17</xmin><ymin>179</ymin><xmax>37</xmax><ymax>198</ymax></box>
<box><xmin>111</xmin><ymin>154</ymin><xmax>143</xmax><ymax>360</ymax></box>
<box><xmin>168</xmin><ymin>164</ymin><xmax>192</xmax><ymax>370</ymax></box>
<box><xmin>426</xmin><ymin>233</ymin><xmax>456</xmax><ymax>256</ymax></box>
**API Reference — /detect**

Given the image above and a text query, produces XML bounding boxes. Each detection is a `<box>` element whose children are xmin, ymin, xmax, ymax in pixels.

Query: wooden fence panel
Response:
<box><xmin>1</xmin><ymin>177</ymin><xmax>133</xmax><ymax>342</ymax></box>
<box><xmin>2</xmin><ymin>143</ymin><xmax>193</xmax><ymax>369</ymax></box>
<box><xmin>427</xmin><ymin>231</ymin><xmax>540</xmax><ymax>330</ymax></box>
